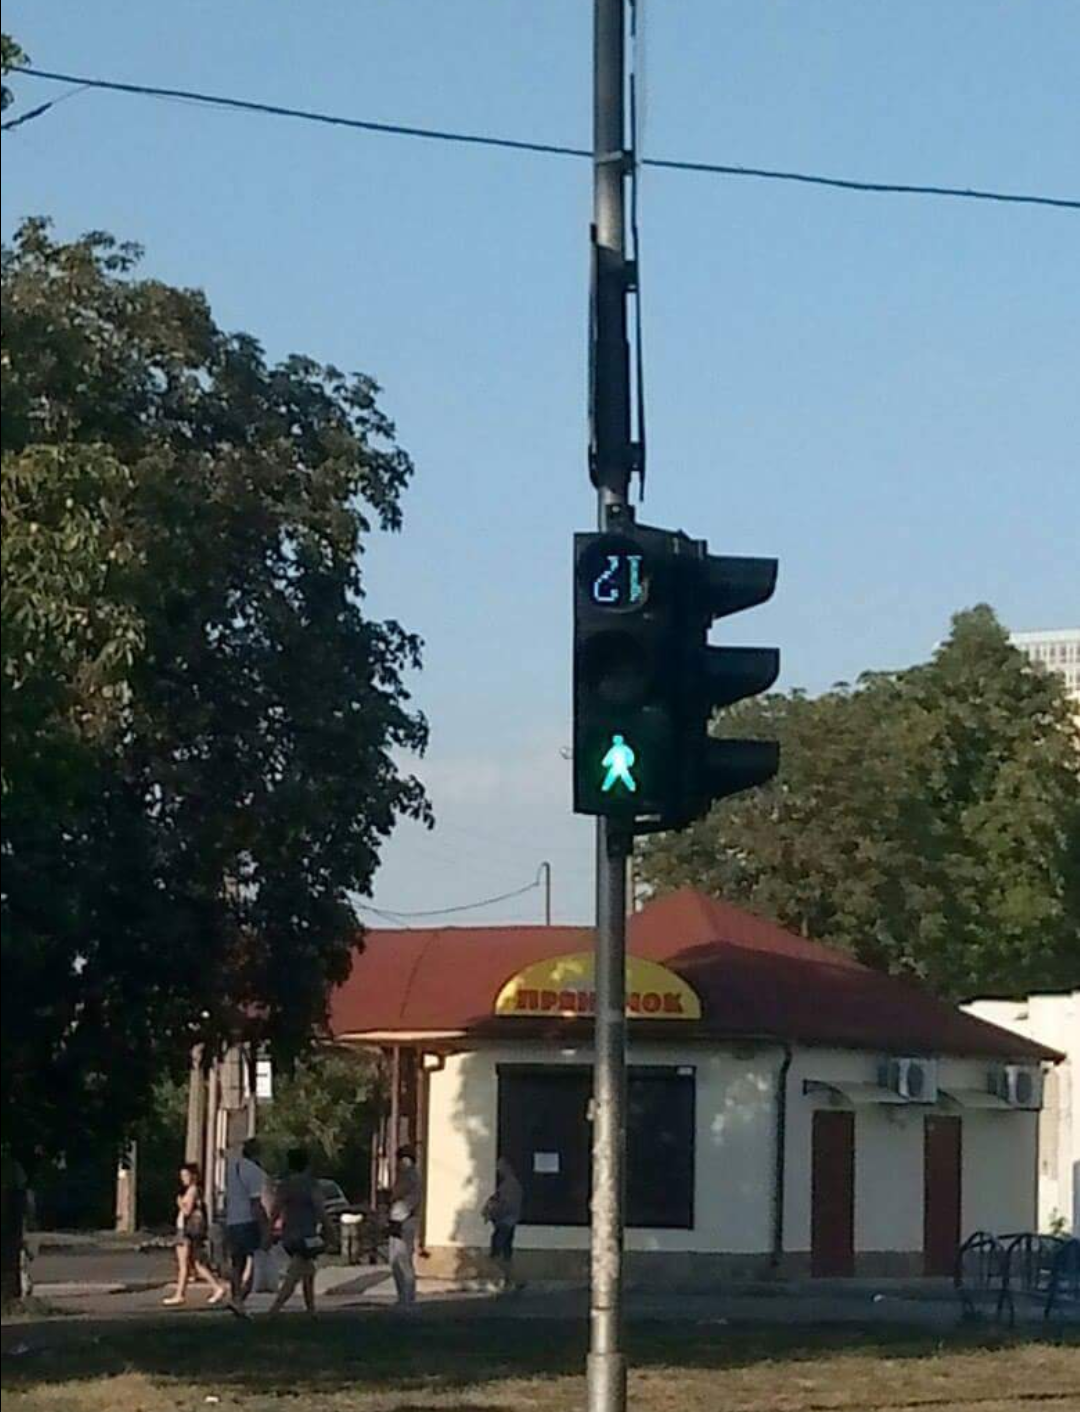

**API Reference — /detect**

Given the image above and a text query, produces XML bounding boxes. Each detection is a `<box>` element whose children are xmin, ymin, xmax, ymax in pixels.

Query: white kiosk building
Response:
<box><xmin>332</xmin><ymin>890</ymin><xmax>1059</xmax><ymax>1283</ymax></box>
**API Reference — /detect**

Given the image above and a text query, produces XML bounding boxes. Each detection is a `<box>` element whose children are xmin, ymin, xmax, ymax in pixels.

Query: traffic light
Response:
<box><xmin>573</xmin><ymin>516</ymin><xmax>779</xmax><ymax>831</ymax></box>
<box><xmin>677</xmin><ymin>547</ymin><xmax>780</xmax><ymax>827</ymax></box>
<box><xmin>572</xmin><ymin>519</ymin><xmax>682</xmax><ymax>820</ymax></box>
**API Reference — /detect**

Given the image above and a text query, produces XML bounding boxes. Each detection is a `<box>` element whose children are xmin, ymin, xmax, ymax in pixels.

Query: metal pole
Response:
<box><xmin>589</xmin><ymin>823</ymin><xmax>629</xmax><ymax>1411</ymax></box>
<box><xmin>389</xmin><ymin>1045</ymin><xmax>401</xmax><ymax>1180</ymax></box>
<box><xmin>204</xmin><ymin>1060</ymin><xmax>220</xmax><ymax>1222</ymax></box>
<box><xmin>539</xmin><ymin>861</ymin><xmax>553</xmax><ymax>926</ymax></box>
<box><xmin>589</xmin><ymin>1</ymin><xmax>632</xmax><ymax>1408</ymax></box>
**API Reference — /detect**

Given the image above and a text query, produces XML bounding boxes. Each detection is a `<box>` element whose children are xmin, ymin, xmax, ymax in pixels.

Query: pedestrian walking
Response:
<box><xmin>223</xmin><ymin>1137</ymin><xmax>269</xmax><ymax>1314</ymax></box>
<box><xmin>482</xmin><ymin>1157</ymin><xmax>524</xmax><ymax>1291</ymax></box>
<box><xmin>267</xmin><ymin>1147</ymin><xmax>330</xmax><ymax>1316</ymax></box>
<box><xmin>388</xmin><ymin>1145</ymin><xmax>422</xmax><ymax>1307</ymax></box>
<box><xmin>164</xmin><ymin>1162</ymin><xmax>227</xmax><ymax>1306</ymax></box>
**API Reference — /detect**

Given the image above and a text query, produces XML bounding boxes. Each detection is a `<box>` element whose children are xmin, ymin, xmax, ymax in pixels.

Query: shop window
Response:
<box><xmin>496</xmin><ymin>1065</ymin><xmax>695</xmax><ymax>1229</ymax></box>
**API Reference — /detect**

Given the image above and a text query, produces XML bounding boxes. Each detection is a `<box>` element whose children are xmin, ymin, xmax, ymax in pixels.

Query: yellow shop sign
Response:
<box><xmin>494</xmin><ymin>952</ymin><xmax>701</xmax><ymax>1020</ymax></box>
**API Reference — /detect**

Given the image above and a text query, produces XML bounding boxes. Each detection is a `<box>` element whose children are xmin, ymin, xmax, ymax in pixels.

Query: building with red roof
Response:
<box><xmin>333</xmin><ymin>889</ymin><xmax>1058</xmax><ymax>1283</ymax></box>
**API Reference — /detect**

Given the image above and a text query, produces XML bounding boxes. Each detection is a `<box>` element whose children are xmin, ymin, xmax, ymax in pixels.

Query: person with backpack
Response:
<box><xmin>164</xmin><ymin>1162</ymin><xmax>227</xmax><ymax>1306</ymax></box>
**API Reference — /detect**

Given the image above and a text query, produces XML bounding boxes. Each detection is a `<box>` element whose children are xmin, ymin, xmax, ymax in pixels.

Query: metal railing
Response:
<box><xmin>956</xmin><ymin>1230</ymin><xmax>1079</xmax><ymax>1325</ymax></box>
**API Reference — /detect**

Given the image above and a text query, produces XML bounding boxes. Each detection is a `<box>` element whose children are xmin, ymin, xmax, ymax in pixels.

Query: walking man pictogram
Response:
<box><xmin>601</xmin><ymin>734</ymin><xmax>637</xmax><ymax>794</ymax></box>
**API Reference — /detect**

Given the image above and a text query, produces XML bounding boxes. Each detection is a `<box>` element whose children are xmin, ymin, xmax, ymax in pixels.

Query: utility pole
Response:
<box><xmin>580</xmin><ymin>17</ymin><xmax>778</xmax><ymax>1410</ymax></box>
<box><xmin>538</xmin><ymin>861</ymin><xmax>553</xmax><ymax>926</ymax></box>
<box><xmin>589</xmin><ymin>1</ymin><xmax>633</xmax><ymax>1409</ymax></box>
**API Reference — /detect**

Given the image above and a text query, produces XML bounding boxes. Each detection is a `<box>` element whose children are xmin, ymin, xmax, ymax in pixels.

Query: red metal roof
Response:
<box><xmin>329</xmin><ymin>888</ymin><xmax>1056</xmax><ymax>1061</ymax></box>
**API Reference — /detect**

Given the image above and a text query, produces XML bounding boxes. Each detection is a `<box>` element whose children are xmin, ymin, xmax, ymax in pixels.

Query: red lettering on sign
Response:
<box><xmin>505</xmin><ymin>983</ymin><xmax>690</xmax><ymax>1018</ymax></box>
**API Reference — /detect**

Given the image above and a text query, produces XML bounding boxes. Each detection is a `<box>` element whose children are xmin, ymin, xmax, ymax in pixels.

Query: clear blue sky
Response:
<box><xmin>3</xmin><ymin>2</ymin><xmax>1077</xmax><ymax>925</ymax></box>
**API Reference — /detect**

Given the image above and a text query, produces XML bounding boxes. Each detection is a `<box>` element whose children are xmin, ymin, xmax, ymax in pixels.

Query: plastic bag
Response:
<box><xmin>251</xmin><ymin>1243</ymin><xmax>287</xmax><ymax>1294</ymax></box>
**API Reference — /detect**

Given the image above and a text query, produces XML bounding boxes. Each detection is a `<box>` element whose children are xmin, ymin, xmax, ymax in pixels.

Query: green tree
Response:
<box><xmin>1</xmin><ymin>220</ymin><xmax>429</xmax><ymax>1298</ymax></box>
<box><xmin>641</xmin><ymin>606</ymin><xmax>1080</xmax><ymax>1000</ymax></box>
<box><xmin>1</xmin><ymin>34</ymin><xmax>26</xmax><ymax>114</ymax></box>
<box><xmin>132</xmin><ymin>1078</ymin><xmax>191</xmax><ymax>1229</ymax></box>
<box><xmin>257</xmin><ymin>1050</ymin><xmax>384</xmax><ymax>1199</ymax></box>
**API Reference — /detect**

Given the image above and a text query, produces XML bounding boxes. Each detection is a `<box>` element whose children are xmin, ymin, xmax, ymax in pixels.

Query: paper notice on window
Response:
<box><xmin>533</xmin><ymin>1151</ymin><xmax>560</xmax><ymax>1175</ymax></box>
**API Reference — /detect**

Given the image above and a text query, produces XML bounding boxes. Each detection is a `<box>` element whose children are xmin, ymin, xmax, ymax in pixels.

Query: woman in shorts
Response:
<box><xmin>164</xmin><ymin>1162</ymin><xmax>227</xmax><ymax>1306</ymax></box>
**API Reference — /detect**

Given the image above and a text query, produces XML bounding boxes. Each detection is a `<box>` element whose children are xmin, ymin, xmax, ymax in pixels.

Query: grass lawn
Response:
<box><xmin>2</xmin><ymin>1315</ymin><xmax>1077</xmax><ymax>1412</ymax></box>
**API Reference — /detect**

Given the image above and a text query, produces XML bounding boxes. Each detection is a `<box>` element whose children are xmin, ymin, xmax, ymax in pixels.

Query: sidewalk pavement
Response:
<box><xmin>16</xmin><ymin>1234</ymin><xmax>1078</xmax><ymax>1334</ymax></box>
<box><xmin>17</xmin><ymin>1263</ymin><xmax>1077</xmax><ymax>1333</ymax></box>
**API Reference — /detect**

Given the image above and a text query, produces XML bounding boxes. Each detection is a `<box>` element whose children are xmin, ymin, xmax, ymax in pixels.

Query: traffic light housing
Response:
<box><xmin>573</xmin><ymin>515</ymin><xmax>779</xmax><ymax>831</ymax></box>
<box><xmin>677</xmin><ymin>547</ymin><xmax>780</xmax><ymax>827</ymax></box>
<box><xmin>572</xmin><ymin>520</ymin><xmax>682</xmax><ymax>820</ymax></box>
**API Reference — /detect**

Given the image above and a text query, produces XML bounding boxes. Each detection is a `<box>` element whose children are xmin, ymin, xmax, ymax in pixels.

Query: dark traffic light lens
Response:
<box><xmin>578</xmin><ymin>535</ymin><xmax>650</xmax><ymax>611</ymax></box>
<box><xmin>579</xmin><ymin>631</ymin><xmax>651</xmax><ymax>706</ymax></box>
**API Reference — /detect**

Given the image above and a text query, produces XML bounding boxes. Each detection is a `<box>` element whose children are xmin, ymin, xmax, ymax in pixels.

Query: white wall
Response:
<box><xmin>425</xmin><ymin>1040</ymin><xmax>780</xmax><ymax>1254</ymax></box>
<box><xmin>423</xmin><ymin>1040</ymin><xmax>1043</xmax><ymax>1257</ymax></box>
<box><xmin>788</xmin><ymin>1051</ymin><xmax>1042</xmax><ymax>1253</ymax></box>
<box><xmin>962</xmin><ymin>1110</ymin><xmax>1038</xmax><ymax>1236</ymax></box>
<box><xmin>425</xmin><ymin>1049</ymin><xmax>498</xmax><ymax>1252</ymax></box>
<box><xmin>785</xmin><ymin>1048</ymin><xmax>925</xmax><ymax>1255</ymax></box>
<box><xmin>964</xmin><ymin>992</ymin><xmax>1077</xmax><ymax>1233</ymax></box>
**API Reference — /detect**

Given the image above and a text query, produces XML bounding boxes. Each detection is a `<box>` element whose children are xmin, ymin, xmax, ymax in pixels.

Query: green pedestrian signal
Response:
<box><xmin>573</xmin><ymin>517</ymin><xmax>678</xmax><ymax>820</ymax></box>
<box><xmin>574</xmin><ymin>514</ymin><xmax>780</xmax><ymax>830</ymax></box>
<box><xmin>601</xmin><ymin>734</ymin><xmax>637</xmax><ymax>794</ymax></box>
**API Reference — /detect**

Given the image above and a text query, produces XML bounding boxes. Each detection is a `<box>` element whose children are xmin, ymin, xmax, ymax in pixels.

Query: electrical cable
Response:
<box><xmin>0</xmin><ymin>81</ymin><xmax>87</xmax><ymax>131</ymax></box>
<box><xmin>9</xmin><ymin>67</ymin><xmax>1078</xmax><ymax>211</ymax></box>
<box><xmin>357</xmin><ymin>876</ymin><xmax>541</xmax><ymax>922</ymax></box>
<box><xmin>2</xmin><ymin>99</ymin><xmax>55</xmax><ymax>130</ymax></box>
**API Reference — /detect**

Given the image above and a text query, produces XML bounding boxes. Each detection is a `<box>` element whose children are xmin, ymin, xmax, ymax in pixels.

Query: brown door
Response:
<box><xmin>924</xmin><ymin>1116</ymin><xmax>962</xmax><ymax>1276</ymax></box>
<box><xmin>811</xmin><ymin>1110</ymin><xmax>855</xmax><ymax>1277</ymax></box>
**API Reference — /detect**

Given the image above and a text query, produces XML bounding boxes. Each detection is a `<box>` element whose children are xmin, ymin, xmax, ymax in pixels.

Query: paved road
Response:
<box><xmin>31</xmin><ymin>1246</ymin><xmax>173</xmax><ymax>1293</ymax></box>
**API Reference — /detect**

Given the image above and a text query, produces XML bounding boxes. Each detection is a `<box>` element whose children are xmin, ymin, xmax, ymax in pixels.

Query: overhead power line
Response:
<box><xmin>2</xmin><ymin>99</ymin><xmax>56</xmax><ymax>130</ymax></box>
<box><xmin>11</xmin><ymin>66</ymin><xmax>1080</xmax><ymax>212</ymax></box>
<box><xmin>357</xmin><ymin>876</ymin><xmax>541</xmax><ymax>924</ymax></box>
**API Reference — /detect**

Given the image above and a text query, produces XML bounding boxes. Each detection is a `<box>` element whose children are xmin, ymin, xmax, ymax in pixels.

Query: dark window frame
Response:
<box><xmin>496</xmin><ymin>1062</ymin><xmax>696</xmax><ymax>1231</ymax></box>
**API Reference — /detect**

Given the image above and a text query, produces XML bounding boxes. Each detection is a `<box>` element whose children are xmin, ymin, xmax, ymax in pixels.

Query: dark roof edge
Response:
<box><xmin>334</xmin><ymin>1019</ymin><xmax>1061</xmax><ymax>1063</ymax></box>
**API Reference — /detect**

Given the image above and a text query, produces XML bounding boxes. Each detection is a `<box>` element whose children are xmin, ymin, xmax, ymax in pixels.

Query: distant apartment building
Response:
<box><xmin>1010</xmin><ymin>628</ymin><xmax>1080</xmax><ymax>708</ymax></box>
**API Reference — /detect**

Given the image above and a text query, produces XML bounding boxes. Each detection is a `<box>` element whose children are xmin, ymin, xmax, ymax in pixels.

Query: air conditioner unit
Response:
<box><xmin>988</xmin><ymin>1064</ymin><xmax>1044</xmax><ymax>1109</ymax></box>
<box><xmin>879</xmin><ymin>1057</ymin><xmax>938</xmax><ymax>1103</ymax></box>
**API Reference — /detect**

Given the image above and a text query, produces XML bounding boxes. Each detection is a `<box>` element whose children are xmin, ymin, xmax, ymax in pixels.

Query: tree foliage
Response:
<box><xmin>1</xmin><ymin>221</ymin><xmax>430</xmax><ymax>1194</ymax></box>
<box><xmin>1</xmin><ymin>33</ymin><xmax>26</xmax><ymax>114</ymax></box>
<box><xmin>641</xmin><ymin>606</ymin><xmax>1080</xmax><ymax>999</ymax></box>
<box><xmin>257</xmin><ymin>1049</ymin><xmax>384</xmax><ymax>1198</ymax></box>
